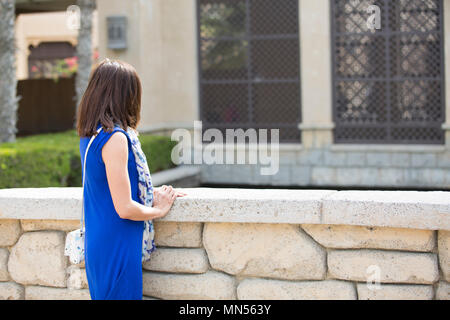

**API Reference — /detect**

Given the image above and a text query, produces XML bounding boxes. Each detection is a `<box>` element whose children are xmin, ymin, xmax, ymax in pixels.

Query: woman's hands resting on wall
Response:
<box><xmin>103</xmin><ymin>131</ymin><xmax>186</xmax><ymax>221</ymax></box>
<box><xmin>152</xmin><ymin>185</ymin><xmax>187</xmax><ymax>218</ymax></box>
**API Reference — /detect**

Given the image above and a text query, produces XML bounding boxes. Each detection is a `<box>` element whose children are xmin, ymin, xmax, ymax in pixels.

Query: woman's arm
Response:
<box><xmin>102</xmin><ymin>131</ymin><xmax>178</xmax><ymax>221</ymax></box>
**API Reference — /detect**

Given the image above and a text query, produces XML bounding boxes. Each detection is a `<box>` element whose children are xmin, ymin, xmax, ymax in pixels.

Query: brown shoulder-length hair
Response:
<box><xmin>76</xmin><ymin>59</ymin><xmax>142</xmax><ymax>137</ymax></box>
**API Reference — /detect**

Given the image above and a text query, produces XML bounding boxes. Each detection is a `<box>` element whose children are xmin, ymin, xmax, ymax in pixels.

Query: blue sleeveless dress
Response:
<box><xmin>79</xmin><ymin>123</ymin><xmax>144</xmax><ymax>300</ymax></box>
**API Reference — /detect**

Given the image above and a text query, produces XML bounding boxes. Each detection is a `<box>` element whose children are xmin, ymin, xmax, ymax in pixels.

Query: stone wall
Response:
<box><xmin>0</xmin><ymin>188</ymin><xmax>449</xmax><ymax>300</ymax></box>
<box><xmin>201</xmin><ymin>146</ymin><xmax>450</xmax><ymax>189</ymax></box>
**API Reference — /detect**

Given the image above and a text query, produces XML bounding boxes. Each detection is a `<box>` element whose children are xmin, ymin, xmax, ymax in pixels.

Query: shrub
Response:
<box><xmin>0</xmin><ymin>130</ymin><xmax>177</xmax><ymax>188</ymax></box>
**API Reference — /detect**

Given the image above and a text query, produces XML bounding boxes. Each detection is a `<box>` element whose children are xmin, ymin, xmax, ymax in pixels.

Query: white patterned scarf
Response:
<box><xmin>126</xmin><ymin>127</ymin><xmax>156</xmax><ymax>262</ymax></box>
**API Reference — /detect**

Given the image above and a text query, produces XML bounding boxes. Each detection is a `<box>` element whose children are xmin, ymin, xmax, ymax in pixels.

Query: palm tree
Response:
<box><xmin>0</xmin><ymin>0</ymin><xmax>18</xmax><ymax>143</ymax></box>
<box><xmin>75</xmin><ymin>0</ymin><xmax>96</xmax><ymax>124</ymax></box>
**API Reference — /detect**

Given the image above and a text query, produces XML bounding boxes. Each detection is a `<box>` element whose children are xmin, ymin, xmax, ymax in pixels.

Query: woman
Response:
<box><xmin>76</xmin><ymin>59</ymin><xmax>184</xmax><ymax>300</ymax></box>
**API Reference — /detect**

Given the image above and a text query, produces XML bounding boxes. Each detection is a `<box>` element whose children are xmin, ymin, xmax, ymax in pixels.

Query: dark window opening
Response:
<box><xmin>331</xmin><ymin>0</ymin><xmax>445</xmax><ymax>144</ymax></box>
<box><xmin>197</xmin><ymin>0</ymin><xmax>302</xmax><ymax>142</ymax></box>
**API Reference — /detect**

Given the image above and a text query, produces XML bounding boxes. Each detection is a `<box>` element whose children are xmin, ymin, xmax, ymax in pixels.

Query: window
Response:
<box><xmin>28</xmin><ymin>42</ymin><xmax>76</xmax><ymax>79</ymax></box>
<box><xmin>198</xmin><ymin>0</ymin><xmax>302</xmax><ymax>142</ymax></box>
<box><xmin>331</xmin><ymin>0</ymin><xmax>445</xmax><ymax>144</ymax></box>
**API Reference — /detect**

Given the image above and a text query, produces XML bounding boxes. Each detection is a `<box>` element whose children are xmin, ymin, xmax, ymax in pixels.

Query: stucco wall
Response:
<box><xmin>96</xmin><ymin>0</ymin><xmax>198</xmax><ymax>131</ymax></box>
<box><xmin>0</xmin><ymin>187</ymin><xmax>449</xmax><ymax>300</ymax></box>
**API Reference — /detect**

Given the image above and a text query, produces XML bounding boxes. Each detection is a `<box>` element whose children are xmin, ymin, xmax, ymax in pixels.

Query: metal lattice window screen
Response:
<box><xmin>331</xmin><ymin>0</ymin><xmax>445</xmax><ymax>144</ymax></box>
<box><xmin>197</xmin><ymin>0</ymin><xmax>302</xmax><ymax>142</ymax></box>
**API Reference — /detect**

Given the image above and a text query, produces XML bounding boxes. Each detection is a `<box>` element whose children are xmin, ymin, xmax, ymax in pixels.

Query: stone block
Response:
<box><xmin>328</xmin><ymin>250</ymin><xmax>439</xmax><ymax>284</ymax></box>
<box><xmin>203</xmin><ymin>223</ymin><xmax>326</xmax><ymax>280</ymax></box>
<box><xmin>323</xmin><ymin>151</ymin><xmax>346</xmax><ymax>167</ymax></box>
<box><xmin>143</xmin><ymin>271</ymin><xmax>236</xmax><ymax>300</ymax></box>
<box><xmin>154</xmin><ymin>222</ymin><xmax>202</xmax><ymax>248</ymax></box>
<box><xmin>164</xmin><ymin>188</ymin><xmax>331</xmax><ymax>225</ymax></box>
<box><xmin>143</xmin><ymin>248</ymin><xmax>209</xmax><ymax>274</ymax></box>
<box><xmin>270</xmin><ymin>166</ymin><xmax>292</xmax><ymax>186</ymax></box>
<box><xmin>356</xmin><ymin>283</ymin><xmax>433</xmax><ymax>300</ymax></box>
<box><xmin>237</xmin><ymin>279</ymin><xmax>356</xmax><ymax>300</ymax></box>
<box><xmin>366</xmin><ymin>153</ymin><xmax>391</xmax><ymax>167</ymax></box>
<box><xmin>376</xmin><ymin>168</ymin><xmax>405</xmax><ymax>185</ymax></box>
<box><xmin>0</xmin><ymin>220</ymin><xmax>21</xmax><ymax>246</ymax></box>
<box><xmin>411</xmin><ymin>153</ymin><xmax>436</xmax><ymax>168</ymax></box>
<box><xmin>336</xmin><ymin>168</ymin><xmax>364</xmax><ymax>186</ymax></box>
<box><xmin>437</xmin><ymin>153</ymin><xmax>450</xmax><ymax>168</ymax></box>
<box><xmin>311</xmin><ymin>167</ymin><xmax>337</xmax><ymax>186</ymax></box>
<box><xmin>391</xmin><ymin>153</ymin><xmax>411</xmax><ymax>168</ymax></box>
<box><xmin>438</xmin><ymin>231</ymin><xmax>450</xmax><ymax>281</ymax></box>
<box><xmin>421</xmin><ymin>169</ymin><xmax>447</xmax><ymax>186</ymax></box>
<box><xmin>302</xmin><ymin>224</ymin><xmax>435</xmax><ymax>252</ymax></box>
<box><xmin>0</xmin><ymin>282</ymin><xmax>24</xmax><ymax>300</ymax></box>
<box><xmin>67</xmin><ymin>265</ymin><xmax>88</xmax><ymax>290</ymax></box>
<box><xmin>322</xmin><ymin>190</ymin><xmax>450</xmax><ymax>230</ymax></box>
<box><xmin>346</xmin><ymin>152</ymin><xmax>366</xmax><ymax>167</ymax></box>
<box><xmin>436</xmin><ymin>281</ymin><xmax>450</xmax><ymax>300</ymax></box>
<box><xmin>290</xmin><ymin>166</ymin><xmax>311</xmax><ymax>186</ymax></box>
<box><xmin>297</xmin><ymin>149</ymin><xmax>323</xmax><ymax>166</ymax></box>
<box><xmin>8</xmin><ymin>231</ymin><xmax>67</xmax><ymax>287</ymax></box>
<box><xmin>0</xmin><ymin>248</ymin><xmax>9</xmax><ymax>281</ymax></box>
<box><xmin>25</xmin><ymin>286</ymin><xmax>90</xmax><ymax>300</ymax></box>
<box><xmin>21</xmin><ymin>219</ymin><xmax>79</xmax><ymax>232</ymax></box>
<box><xmin>279</xmin><ymin>152</ymin><xmax>297</xmax><ymax>165</ymax></box>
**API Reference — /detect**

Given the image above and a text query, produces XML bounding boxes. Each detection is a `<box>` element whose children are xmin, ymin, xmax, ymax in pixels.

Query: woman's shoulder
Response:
<box><xmin>96</xmin><ymin>124</ymin><xmax>132</xmax><ymax>149</ymax></box>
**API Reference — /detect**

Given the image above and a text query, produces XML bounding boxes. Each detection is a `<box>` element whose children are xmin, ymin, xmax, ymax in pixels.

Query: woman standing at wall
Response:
<box><xmin>76</xmin><ymin>59</ymin><xmax>184</xmax><ymax>300</ymax></box>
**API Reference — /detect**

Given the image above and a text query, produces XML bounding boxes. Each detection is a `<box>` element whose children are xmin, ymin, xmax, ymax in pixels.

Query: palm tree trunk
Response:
<box><xmin>0</xmin><ymin>0</ymin><xmax>18</xmax><ymax>143</ymax></box>
<box><xmin>75</xmin><ymin>0</ymin><xmax>96</xmax><ymax>125</ymax></box>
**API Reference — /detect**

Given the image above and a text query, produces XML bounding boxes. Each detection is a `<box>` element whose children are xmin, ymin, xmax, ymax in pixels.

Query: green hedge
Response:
<box><xmin>0</xmin><ymin>130</ymin><xmax>177</xmax><ymax>188</ymax></box>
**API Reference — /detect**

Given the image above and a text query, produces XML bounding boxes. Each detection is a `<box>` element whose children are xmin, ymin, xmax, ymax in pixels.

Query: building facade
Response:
<box><xmin>15</xmin><ymin>11</ymin><xmax>98</xmax><ymax>80</ymax></box>
<box><xmin>97</xmin><ymin>0</ymin><xmax>450</xmax><ymax>189</ymax></box>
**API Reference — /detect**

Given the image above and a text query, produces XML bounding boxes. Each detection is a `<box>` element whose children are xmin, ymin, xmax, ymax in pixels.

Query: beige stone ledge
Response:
<box><xmin>356</xmin><ymin>283</ymin><xmax>434</xmax><ymax>300</ymax></box>
<box><xmin>142</xmin><ymin>271</ymin><xmax>236</xmax><ymax>300</ymax></box>
<box><xmin>328</xmin><ymin>250</ymin><xmax>439</xmax><ymax>284</ymax></box>
<box><xmin>25</xmin><ymin>286</ymin><xmax>90</xmax><ymax>300</ymax></box>
<box><xmin>237</xmin><ymin>279</ymin><xmax>356</xmax><ymax>300</ymax></box>
<box><xmin>0</xmin><ymin>188</ymin><xmax>82</xmax><ymax>221</ymax></box>
<box><xmin>0</xmin><ymin>188</ymin><xmax>449</xmax><ymax>231</ymax></box>
<box><xmin>0</xmin><ymin>188</ymin><xmax>333</xmax><ymax>225</ymax></box>
<box><xmin>322</xmin><ymin>191</ymin><xmax>450</xmax><ymax>230</ymax></box>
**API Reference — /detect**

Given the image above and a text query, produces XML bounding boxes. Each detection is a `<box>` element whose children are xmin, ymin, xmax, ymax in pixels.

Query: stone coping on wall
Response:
<box><xmin>0</xmin><ymin>187</ymin><xmax>449</xmax><ymax>230</ymax></box>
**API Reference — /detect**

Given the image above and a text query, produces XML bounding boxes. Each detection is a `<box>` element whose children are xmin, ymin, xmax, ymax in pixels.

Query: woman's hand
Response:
<box><xmin>153</xmin><ymin>185</ymin><xmax>186</xmax><ymax>218</ymax></box>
